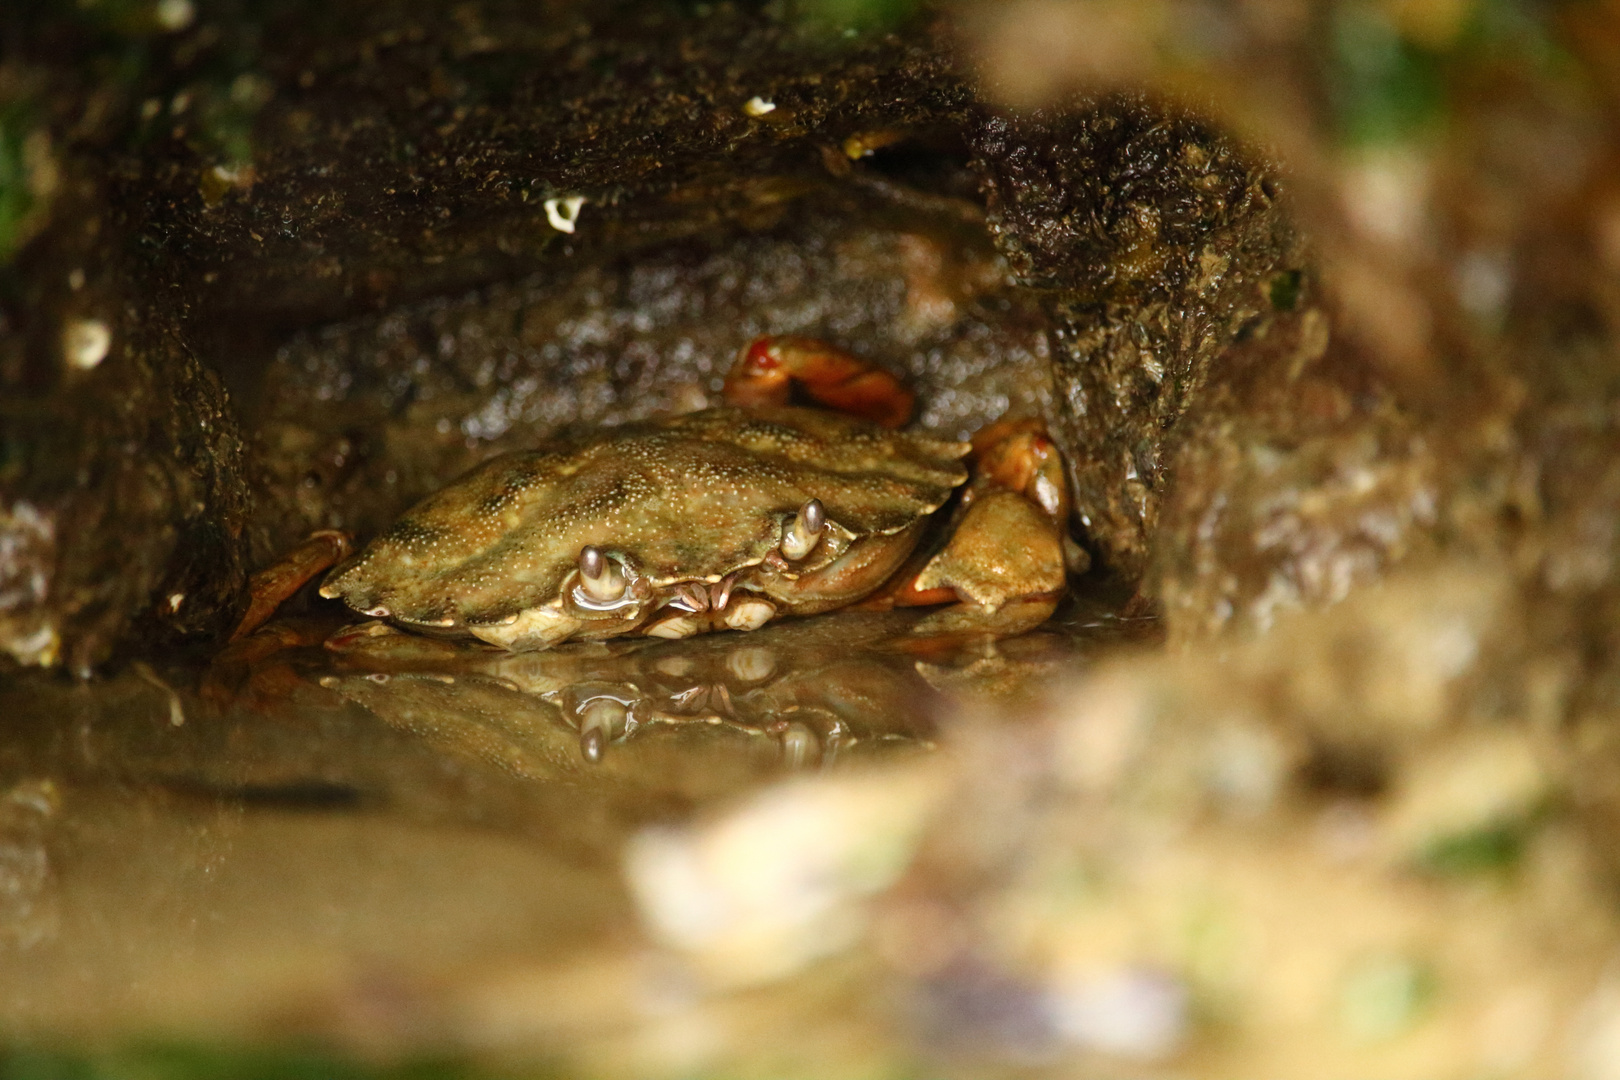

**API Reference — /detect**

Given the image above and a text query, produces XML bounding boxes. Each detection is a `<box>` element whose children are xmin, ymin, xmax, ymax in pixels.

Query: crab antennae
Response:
<box><xmin>781</xmin><ymin>499</ymin><xmax>825</xmax><ymax>560</ymax></box>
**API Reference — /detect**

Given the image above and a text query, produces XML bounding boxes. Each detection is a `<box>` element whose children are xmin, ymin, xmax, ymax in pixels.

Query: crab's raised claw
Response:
<box><xmin>229</xmin><ymin>530</ymin><xmax>353</xmax><ymax>642</ymax></box>
<box><xmin>723</xmin><ymin>336</ymin><xmax>915</xmax><ymax>429</ymax></box>
<box><xmin>902</xmin><ymin>489</ymin><xmax>1067</xmax><ymax>636</ymax></box>
<box><xmin>889</xmin><ymin>420</ymin><xmax>1076</xmax><ymax>638</ymax></box>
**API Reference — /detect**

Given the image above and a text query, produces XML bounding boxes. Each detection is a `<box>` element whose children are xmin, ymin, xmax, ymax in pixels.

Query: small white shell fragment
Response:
<box><xmin>544</xmin><ymin>195</ymin><xmax>585</xmax><ymax>234</ymax></box>
<box><xmin>166</xmin><ymin>592</ymin><xmax>185</xmax><ymax>613</ymax></box>
<box><xmin>743</xmin><ymin>96</ymin><xmax>776</xmax><ymax>117</ymax></box>
<box><xmin>62</xmin><ymin>318</ymin><xmax>111</xmax><ymax>371</ymax></box>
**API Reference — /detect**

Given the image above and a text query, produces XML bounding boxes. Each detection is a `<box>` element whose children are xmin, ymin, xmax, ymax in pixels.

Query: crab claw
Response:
<box><xmin>867</xmin><ymin>418</ymin><xmax>1074</xmax><ymax>638</ymax></box>
<box><xmin>781</xmin><ymin>498</ymin><xmax>826</xmax><ymax>560</ymax></box>
<box><xmin>724</xmin><ymin>336</ymin><xmax>914</xmax><ymax>429</ymax></box>
<box><xmin>230</xmin><ymin>529</ymin><xmax>353</xmax><ymax>641</ymax></box>
<box><xmin>577</xmin><ymin>545</ymin><xmax>626</xmax><ymax>604</ymax></box>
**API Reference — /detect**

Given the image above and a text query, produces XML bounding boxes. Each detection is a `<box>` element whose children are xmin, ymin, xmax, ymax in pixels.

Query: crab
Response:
<box><xmin>234</xmin><ymin>336</ymin><xmax>1076</xmax><ymax>651</ymax></box>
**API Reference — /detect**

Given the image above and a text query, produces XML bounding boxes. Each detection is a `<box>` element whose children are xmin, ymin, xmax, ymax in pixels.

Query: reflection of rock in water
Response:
<box><xmin>0</xmin><ymin>779</ymin><xmax>60</xmax><ymax>950</ymax></box>
<box><xmin>320</xmin><ymin>613</ymin><xmax>941</xmax><ymax>770</ymax></box>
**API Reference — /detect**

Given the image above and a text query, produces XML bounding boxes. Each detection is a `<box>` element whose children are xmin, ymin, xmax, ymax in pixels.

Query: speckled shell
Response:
<box><xmin>321</xmin><ymin>406</ymin><xmax>969</xmax><ymax>627</ymax></box>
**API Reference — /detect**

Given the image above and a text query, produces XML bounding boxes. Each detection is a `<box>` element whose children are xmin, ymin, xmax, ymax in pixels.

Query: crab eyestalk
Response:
<box><xmin>578</xmin><ymin>697</ymin><xmax>628</xmax><ymax>764</ymax></box>
<box><xmin>577</xmin><ymin>545</ymin><xmax>626</xmax><ymax>604</ymax></box>
<box><xmin>781</xmin><ymin>498</ymin><xmax>826</xmax><ymax>561</ymax></box>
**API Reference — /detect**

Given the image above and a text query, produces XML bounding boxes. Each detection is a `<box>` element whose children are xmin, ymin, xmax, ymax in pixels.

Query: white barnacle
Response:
<box><xmin>544</xmin><ymin>195</ymin><xmax>585</xmax><ymax>234</ymax></box>
<box><xmin>743</xmin><ymin>96</ymin><xmax>776</xmax><ymax>117</ymax></box>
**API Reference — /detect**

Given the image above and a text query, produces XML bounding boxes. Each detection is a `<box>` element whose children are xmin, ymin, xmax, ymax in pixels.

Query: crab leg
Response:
<box><xmin>723</xmin><ymin>336</ymin><xmax>915</xmax><ymax>429</ymax></box>
<box><xmin>228</xmin><ymin>530</ymin><xmax>353</xmax><ymax>642</ymax></box>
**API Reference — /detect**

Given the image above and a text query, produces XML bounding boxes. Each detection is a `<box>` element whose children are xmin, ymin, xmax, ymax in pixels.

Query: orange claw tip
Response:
<box><xmin>968</xmin><ymin>418</ymin><xmax>1068</xmax><ymax>518</ymax></box>
<box><xmin>306</xmin><ymin>528</ymin><xmax>353</xmax><ymax>552</ymax></box>
<box><xmin>742</xmin><ymin>337</ymin><xmax>785</xmax><ymax>370</ymax></box>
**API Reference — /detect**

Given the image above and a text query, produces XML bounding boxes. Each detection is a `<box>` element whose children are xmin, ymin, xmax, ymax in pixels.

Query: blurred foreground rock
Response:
<box><xmin>581</xmin><ymin>560</ymin><xmax>1618</xmax><ymax>1078</ymax></box>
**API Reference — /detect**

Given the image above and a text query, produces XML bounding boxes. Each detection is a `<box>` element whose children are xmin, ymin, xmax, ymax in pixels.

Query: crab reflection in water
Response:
<box><xmin>298</xmin><ymin>610</ymin><xmax>955</xmax><ymax>771</ymax></box>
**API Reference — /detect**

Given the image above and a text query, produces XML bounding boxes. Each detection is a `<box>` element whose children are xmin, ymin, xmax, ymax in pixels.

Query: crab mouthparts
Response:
<box><xmin>664</xmin><ymin>574</ymin><xmax>739</xmax><ymax>615</ymax></box>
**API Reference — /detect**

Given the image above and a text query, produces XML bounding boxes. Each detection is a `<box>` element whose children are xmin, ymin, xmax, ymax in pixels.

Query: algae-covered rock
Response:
<box><xmin>972</xmin><ymin>98</ymin><xmax>1303</xmax><ymax>583</ymax></box>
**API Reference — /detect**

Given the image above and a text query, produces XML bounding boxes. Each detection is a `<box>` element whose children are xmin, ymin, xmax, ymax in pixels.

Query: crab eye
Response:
<box><xmin>781</xmin><ymin>498</ymin><xmax>825</xmax><ymax>560</ymax></box>
<box><xmin>577</xmin><ymin>545</ymin><xmax>627</xmax><ymax>603</ymax></box>
<box><xmin>577</xmin><ymin>696</ymin><xmax>629</xmax><ymax>764</ymax></box>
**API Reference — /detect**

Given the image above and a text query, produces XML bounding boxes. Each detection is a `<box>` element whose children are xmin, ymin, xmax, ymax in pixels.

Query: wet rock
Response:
<box><xmin>5</xmin><ymin>0</ymin><xmax>1607</xmax><ymax>718</ymax></box>
<box><xmin>971</xmin><ymin>97</ymin><xmax>1303</xmax><ymax>584</ymax></box>
<box><xmin>880</xmin><ymin>560</ymin><xmax>1611</xmax><ymax>1076</ymax></box>
<box><xmin>253</xmin><ymin>195</ymin><xmax>1050</xmax><ymax>545</ymax></box>
<box><xmin>624</xmin><ymin>763</ymin><xmax>947</xmax><ymax>986</ymax></box>
<box><xmin>1</xmin><ymin>189</ymin><xmax>252</xmax><ymax>674</ymax></box>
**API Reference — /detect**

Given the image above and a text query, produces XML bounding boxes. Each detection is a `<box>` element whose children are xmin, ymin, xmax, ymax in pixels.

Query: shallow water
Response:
<box><xmin>0</xmin><ymin>605</ymin><xmax>1122</xmax><ymax>1054</ymax></box>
